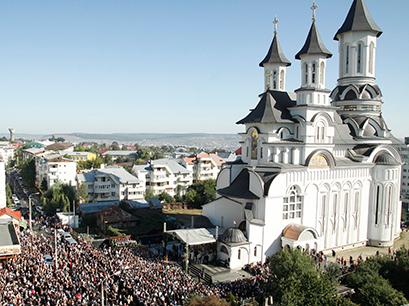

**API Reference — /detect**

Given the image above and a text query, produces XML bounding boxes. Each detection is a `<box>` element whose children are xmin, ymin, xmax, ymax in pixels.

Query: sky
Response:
<box><xmin>0</xmin><ymin>0</ymin><xmax>408</xmax><ymax>137</ymax></box>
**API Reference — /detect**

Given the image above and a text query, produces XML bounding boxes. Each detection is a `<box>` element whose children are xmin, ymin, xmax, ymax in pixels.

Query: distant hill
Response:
<box><xmin>1</xmin><ymin>132</ymin><xmax>241</xmax><ymax>151</ymax></box>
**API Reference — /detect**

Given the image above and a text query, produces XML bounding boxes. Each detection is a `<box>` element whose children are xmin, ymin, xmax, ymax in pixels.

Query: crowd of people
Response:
<box><xmin>0</xmin><ymin>222</ymin><xmax>221</xmax><ymax>305</ymax></box>
<box><xmin>0</xmin><ymin>218</ymin><xmax>265</xmax><ymax>305</ymax></box>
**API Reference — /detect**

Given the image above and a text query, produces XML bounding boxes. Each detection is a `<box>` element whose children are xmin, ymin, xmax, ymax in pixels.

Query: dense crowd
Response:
<box><xmin>0</xmin><ymin>226</ymin><xmax>220</xmax><ymax>305</ymax></box>
<box><xmin>0</xmin><ymin>218</ymin><xmax>265</xmax><ymax>306</ymax></box>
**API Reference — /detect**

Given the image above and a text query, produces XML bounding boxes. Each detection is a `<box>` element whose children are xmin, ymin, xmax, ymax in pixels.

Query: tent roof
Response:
<box><xmin>167</xmin><ymin>228</ymin><xmax>216</xmax><ymax>246</ymax></box>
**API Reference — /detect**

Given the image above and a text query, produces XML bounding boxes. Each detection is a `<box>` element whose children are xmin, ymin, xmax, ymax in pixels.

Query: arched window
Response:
<box><xmin>357</xmin><ymin>43</ymin><xmax>363</xmax><ymax>73</ymax></box>
<box><xmin>369</xmin><ymin>42</ymin><xmax>375</xmax><ymax>74</ymax></box>
<box><xmin>385</xmin><ymin>185</ymin><xmax>393</xmax><ymax>225</ymax></box>
<box><xmin>375</xmin><ymin>185</ymin><xmax>381</xmax><ymax>225</ymax></box>
<box><xmin>315</xmin><ymin>121</ymin><xmax>326</xmax><ymax>143</ymax></box>
<box><xmin>283</xmin><ymin>186</ymin><xmax>302</xmax><ymax>220</ymax></box>
<box><xmin>354</xmin><ymin>191</ymin><xmax>360</xmax><ymax>229</ymax></box>
<box><xmin>332</xmin><ymin>193</ymin><xmax>338</xmax><ymax>233</ymax></box>
<box><xmin>345</xmin><ymin>45</ymin><xmax>350</xmax><ymax>74</ymax></box>
<box><xmin>320</xmin><ymin>194</ymin><xmax>327</xmax><ymax>235</ymax></box>
<box><xmin>344</xmin><ymin>193</ymin><xmax>349</xmax><ymax>231</ymax></box>
<box><xmin>320</xmin><ymin>62</ymin><xmax>325</xmax><ymax>85</ymax></box>
<box><xmin>280</xmin><ymin>70</ymin><xmax>284</xmax><ymax>90</ymax></box>
<box><xmin>238</xmin><ymin>249</ymin><xmax>241</xmax><ymax>260</ymax></box>
<box><xmin>254</xmin><ymin>246</ymin><xmax>257</xmax><ymax>257</ymax></box>
<box><xmin>312</xmin><ymin>63</ymin><xmax>316</xmax><ymax>84</ymax></box>
<box><xmin>272</xmin><ymin>70</ymin><xmax>278</xmax><ymax>89</ymax></box>
<box><xmin>250</xmin><ymin>129</ymin><xmax>259</xmax><ymax>160</ymax></box>
<box><xmin>304</xmin><ymin>63</ymin><xmax>309</xmax><ymax>85</ymax></box>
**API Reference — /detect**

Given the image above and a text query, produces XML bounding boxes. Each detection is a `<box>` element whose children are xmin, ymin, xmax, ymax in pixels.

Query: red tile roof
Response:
<box><xmin>0</xmin><ymin>208</ymin><xmax>22</xmax><ymax>221</ymax></box>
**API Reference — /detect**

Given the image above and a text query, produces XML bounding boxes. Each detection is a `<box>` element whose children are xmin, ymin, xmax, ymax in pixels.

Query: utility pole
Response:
<box><xmin>28</xmin><ymin>196</ymin><xmax>33</xmax><ymax>232</ymax></box>
<box><xmin>54</xmin><ymin>229</ymin><xmax>58</xmax><ymax>270</ymax></box>
<box><xmin>101</xmin><ymin>281</ymin><xmax>105</xmax><ymax>306</ymax></box>
<box><xmin>185</xmin><ymin>232</ymin><xmax>189</xmax><ymax>273</ymax></box>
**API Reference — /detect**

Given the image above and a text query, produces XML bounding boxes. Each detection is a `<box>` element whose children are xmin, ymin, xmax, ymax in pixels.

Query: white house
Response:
<box><xmin>203</xmin><ymin>0</ymin><xmax>403</xmax><ymax>270</ymax></box>
<box><xmin>133</xmin><ymin>159</ymin><xmax>193</xmax><ymax>197</ymax></box>
<box><xmin>36</xmin><ymin>153</ymin><xmax>77</xmax><ymax>189</ymax></box>
<box><xmin>182</xmin><ymin>153</ymin><xmax>225</xmax><ymax>182</ymax></box>
<box><xmin>77</xmin><ymin>166</ymin><xmax>145</xmax><ymax>202</ymax></box>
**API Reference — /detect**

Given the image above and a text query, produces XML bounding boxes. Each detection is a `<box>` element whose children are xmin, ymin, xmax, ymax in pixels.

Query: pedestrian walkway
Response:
<box><xmin>328</xmin><ymin>231</ymin><xmax>409</xmax><ymax>263</ymax></box>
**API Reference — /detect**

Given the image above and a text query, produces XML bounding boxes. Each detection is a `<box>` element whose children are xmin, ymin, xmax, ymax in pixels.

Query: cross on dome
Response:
<box><xmin>273</xmin><ymin>17</ymin><xmax>279</xmax><ymax>34</ymax></box>
<box><xmin>311</xmin><ymin>1</ymin><xmax>318</xmax><ymax>22</ymax></box>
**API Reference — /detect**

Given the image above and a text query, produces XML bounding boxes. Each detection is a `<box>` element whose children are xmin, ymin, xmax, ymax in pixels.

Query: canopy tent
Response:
<box><xmin>166</xmin><ymin>228</ymin><xmax>216</xmax><ymax>246</ymax></box>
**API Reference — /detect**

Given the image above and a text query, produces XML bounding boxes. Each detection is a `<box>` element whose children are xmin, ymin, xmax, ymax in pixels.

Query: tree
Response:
<box><xmin>42</xmin><ymin>183</ymin><xmax>74</xmax><ymax>215</ymax></box>
<box><xmin>343</xmin><ymin>258</ymin><xmax>408</xmax><ymax>306</ymax></box>
<box><xmin>40</xmin><ymin>178</ymin><xmax>48</xmax><ymax>192</ymax></box>
<box><xmin>187</xmin><ymin>295</ymin><xmax>229</xmax><ymax>306</ymax></box>
<box><xmin>264</xmin><ymin>248</ymin><xmax>354</xmax><ymax>306</ymax></box>
<box><xmin>77</xmin><ymin>183</ymin><xmax>88</xmax><ymax>203</ymax></box>
<box><xmin>19</xmin><ymin>159</ymin><xmax>36</xmax><ymax>188</ymax></box>
<box><xmin>184</xmin><ymin>179</ymin><xmax>216</xmax><ymax>208</ymax></box>
<box><xmin>6</xmin><ymin>184</ymin><xmax>13</xmax><ymax>207</ymax></box>
<box><xmin>144</xmin><ymin>188</ymin><xmax>156</xmax><ymax>201</ymax></box>
<box><xmin>159</xmin><ymin>192</ymin><xmax>174</xmax><ymax>204</ymax></box>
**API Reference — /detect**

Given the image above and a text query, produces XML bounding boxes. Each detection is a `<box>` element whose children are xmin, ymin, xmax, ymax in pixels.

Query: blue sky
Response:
<box><xmin>0</xmin><ymin>0</ymin><xmax>408</xmax><ymax>137</ymax></box>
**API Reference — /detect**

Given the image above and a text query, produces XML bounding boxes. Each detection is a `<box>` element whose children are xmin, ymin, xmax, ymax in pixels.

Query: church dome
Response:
<box><xmin>219</xmin><ymin>228</ymin><xmax>247</xmax><ymax>244</ymax></box>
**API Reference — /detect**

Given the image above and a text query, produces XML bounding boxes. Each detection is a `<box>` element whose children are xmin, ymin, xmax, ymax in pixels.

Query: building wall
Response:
<box><xmin>0</xmin><ymin>160</ymin><xmax>6</xmax><ymax>208</ymax></box>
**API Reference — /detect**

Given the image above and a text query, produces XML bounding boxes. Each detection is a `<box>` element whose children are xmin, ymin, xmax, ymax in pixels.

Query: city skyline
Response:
<box><xmin>0</xmin><ymin>0</ymin><xmax>408</xmax><ymax>137</ymax></box>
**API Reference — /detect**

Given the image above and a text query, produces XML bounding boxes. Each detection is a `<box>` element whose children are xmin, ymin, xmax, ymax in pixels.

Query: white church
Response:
<box><xmin>203</xmin><ymin>0</ymin><xmax>403</xmax><ymax>270</ymax></box>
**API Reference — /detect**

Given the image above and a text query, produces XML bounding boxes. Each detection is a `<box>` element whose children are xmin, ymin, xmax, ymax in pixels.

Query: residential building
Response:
<box><xmin>22</xmin><ymin>147</ymin><xmax>45</xmax><ymax>161</ymax></box>
<box><xmin>400</xmin><ymin>138</ymin><xmax>409</xmax><ymax>221</ymax></box>
<box><xmin>101</xmin><ymin>151</ymin><xmax>138</xmax><ymax>161</ymax></box>
<box><xmin>133</xmin><ymin>159</ymin><xmax>193</xmax><ymax>197</ymax></box>
<box><xmin>203</xmin><ymin>0</ymin><xmax>403</xmax><ymax>270</ymax></box>
<box><xmin>36</xmin><ymin>154</ymin><xmax>77</xmax><ymax>189</ymax></box>
<box><xmin>182</xmin><ymin>153</ymin><xmax>225</xmax><ymax>181</ymax></box>
<box><xmin>0</xmin><ymin>144</ymin><xmax>15</xmax><ymax>166</ymax></box>
<box><xmin>77</xmin><ymin>166</ymin><xmax>145</xmax><ymax>202</ymax></box>
<box><xmin>65</xmin><ymin>151</ymin><xmax>97</xmax><ymax>162</ymax></box>
<box><xmin>45</xmin><ymin>142</ymin><xmax>75</xmax><ymax>154</ymax></box>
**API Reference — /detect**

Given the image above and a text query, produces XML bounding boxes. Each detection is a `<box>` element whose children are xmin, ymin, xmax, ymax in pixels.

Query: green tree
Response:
<box><xmin>77</xmin><ymin>183</ymin><xmax>88</xmax><ymax>203</ymax></box>
<box><xmin>144</xmin><ymin>188</ymin><xmax>156</xmax><ymax>201</ymax></box>
<box><xmin>159</xmin><ymin>192</ymin><xmax>174</xmax><ymax>204</ymax></box>
<box><xmin>6</xmin><ymin>183</ymin><xmax>13</xmax><ymax>207</ymax></box>
<box><xmin>42</xmin><ymin>183</ymin><xmax>73</xmax><ymax>215</ymax></box>
<box><xmin>184</xmin><ymin>179</ymin><xmax>216</xmax><ymax>208</ymax></box>
<box><xmin>19</xmin><ymin>159</ymin><xmax>36</xmax><ymax>188</ymax></box>
<box><xmin>343</xmin><ymin>258</ymin><xmax>408</xmax><ymax>306</ymax></box>
<box><xmin>40</xmin><ymin>178</ymin><xmax>48</xmax><ymax>192</ymax></box>
<box><xmin>264</xmin><ymin>248</ymin><xmax>354</xmax><ymax>306</ymax></box>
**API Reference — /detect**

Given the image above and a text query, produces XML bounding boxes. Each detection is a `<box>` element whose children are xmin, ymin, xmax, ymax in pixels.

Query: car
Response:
<box><xmin>43</xmin><ymin>255</ymin><xmax>53</xmax><ymax>265</ymax></box>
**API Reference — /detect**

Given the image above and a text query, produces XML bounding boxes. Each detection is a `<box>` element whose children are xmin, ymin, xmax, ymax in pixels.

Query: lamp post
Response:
<box><xmin>28</xmin><ymin>192</ymin><xmax>39</xmax><ymax>232</ymax></box>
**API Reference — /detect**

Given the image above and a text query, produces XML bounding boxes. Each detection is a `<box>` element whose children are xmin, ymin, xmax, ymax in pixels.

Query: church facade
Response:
<box><xmin>203</xmin><ymin>0</ymin><xmax>402</xmax><ymax>270</ymax></box>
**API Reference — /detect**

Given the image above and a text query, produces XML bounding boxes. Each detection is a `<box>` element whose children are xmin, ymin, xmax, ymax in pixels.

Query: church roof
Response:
<box><xmin>259</xmin><ymin>33</ymin><xmax>291</xmax><ymax>67</ymax></box>
<box><xmin>218</xmin><ymin>169</ymin><xmax>260</xmax><ymax>200</ymax></box>
<box><xmin>219</xmin><ymin>228</ymin><xmax>248</xmax><ymax>245</ymax></box>
<box><xmin>236</xmin><ymin>90</ymin><xmax>296</xmax><ymax>125</ymax></box>
<box><xmin>295</xmin><ymin>21</ymin><xmax>332</xmax><ymax>60</ymax></box>
<box><xmin>334</xmin><ymin>0</ymin><xmax>382</xmax><ymax>40</ymax></box>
